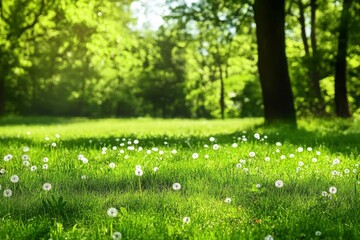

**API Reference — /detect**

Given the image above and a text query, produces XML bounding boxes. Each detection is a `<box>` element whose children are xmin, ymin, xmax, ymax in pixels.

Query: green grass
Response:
<box><xmin>0</xmin><ymin>117</ymin><xmax>360</xmax><ymax>239</ymax></box>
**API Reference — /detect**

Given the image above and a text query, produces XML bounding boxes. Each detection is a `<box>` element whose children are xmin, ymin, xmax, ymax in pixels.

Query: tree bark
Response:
<box><xmin>218</xmin><ymin>63</ymin><xmax>225</xmax><ymax>119</ymax></box>
<box><xmin>254</xmin><ymin>0</ymin><xmax>296</xmax><ymax>126</ymax></box>
<box><xmin>298</xmin><ymin>0</ymin><xmax>310</xmax><ymax>56</ymax></box>
<box><xmin>335</xmin><ymin>0</ymin><xmax>352</xmax><ymax>118</ymax></box>
<box><xmin>309</xmin><ymin>0</ymin><xmax>325</xmax><ymax>114</ymax></box>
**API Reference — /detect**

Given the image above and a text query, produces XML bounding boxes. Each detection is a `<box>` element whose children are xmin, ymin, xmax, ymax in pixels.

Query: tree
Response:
<box><xmin>254</xmin><ymin>0</ymin><xmax>296</xmax><ymax>125</ymax></box>
<box><xmin>334</xmin><ymin>0</ymin><xmax>352</xmax><ymax>118</ymax></box>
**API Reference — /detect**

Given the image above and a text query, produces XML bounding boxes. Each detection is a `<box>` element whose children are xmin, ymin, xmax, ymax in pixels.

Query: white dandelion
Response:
<box><xmin>182</xmin><ymin>217</ymin><xmax>191</xmax><ymax>224</ymax></box>
<box><xmin>224</xmin><ymin>197</ymin><xmax>231</xmax><ymax>203</ymax></box>
<box><xmin>135</xmin><ymin>169</ymin><xmax>143</xmax><ymax>176</ymax></box>
<box><xmin>107</xmin><ymin>207</ymin><xmax>118</xmax><ymax>217</ymax></box>
<box><xmin>329</xmin><ymin>186</ymin><xmax>337</xmax><ymax>194</ymax></box>
<box><xmin>192</xmin><ymin>153</ymin><xmax>199</xmax><ymax>159</ymax></box>
<box><xmin>112</xmin><ymin>231</ymin><xmax>122</xmax><ymax>240</ymax></box>
<box><xmin>249</xmin><ymin>152</ymin><xmax>256</xmax><ymax>157</ymax></box>
<box><xmin>109</xmin><ymin>162</ymin><xmax>116</xmax><ymax>169</ymax></box>
<box><xmin>42</xmin><ymin>183</ymin><xmax>52</xmax><ymax>191</ymax></box>
<box><xmin>10</xmin><ymin>175</ymin><xmax>19</xmax><ymax>183</ymax></box>
<box><xmin>172</xmin><ymin>183</ymin><xmax>181</xmax><ymax>191</ymax></box>
<box><xmin>3</xmin><ymin>189</ymin><xmax>12</xmax><ymax>197</ymax></box>
<box><xmin>275</xmin><ymin>180</ymin><xmax>284</xmax><ymax>188</ymax></box>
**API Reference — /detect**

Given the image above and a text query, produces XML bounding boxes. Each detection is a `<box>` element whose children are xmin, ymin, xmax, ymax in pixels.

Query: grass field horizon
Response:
<box><xmin>1</xmin><ymin>117</ymin><xmax>360</xmax><ymax>239</ymax></box>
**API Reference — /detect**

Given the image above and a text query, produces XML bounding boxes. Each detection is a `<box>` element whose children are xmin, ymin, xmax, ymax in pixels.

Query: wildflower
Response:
<box><xmin>42</xmin><ymin>164</ymin><xmax>48</xmax><ymax>170</ymax></box>
<box><xmin>209</xmin><ymin>137</ymin><xmax>215</xmax><ymax>142</ymax></box>
<box><xmin>315</xmin><ymin>231</ymin><xmax>322</xmax><ymax>236</ymax></box>
<box><xmin>82</xmin><ymin>158</ymin><xmax>88</xmax><ymax>164</ymax></box>
<box><xmin>172</xmin><ymin>183</ymin><xmax>181</xmax><ymax>191</ymax></box>
<box><xmin>107</xmin><ymin>207</ymin><xmax>118</xmax><ymax>217</ymax></box>
<box><xmin>297</xmin><ymin>147</ymin><xmax>304</xmax><ymax>152</ymax></box>
<box><xmin>30</xmin><ymin>166</ymin><xmax>37</xmax><ymax>171</ymax></box>
<box><xmin>316</xmin><ymin>151</ymin><xmax>321</xmax><ymax>156</ymax></box>
<box><xmin>22</xmin><ymin>154</ymin><xmax>29</xmax><ymax>161</ymax></box>
<box><xmin>112</xmin><ymin>146</ymin><xmax>117</xmax><ymax>150</ymax></box>
<box><xmin>312</xmin><ymin>158</ymin><xmax>317</xmax><ymax>163</ymax></box>
<box><xmin>112</xmin><ymin>231</ymin><xmax>122</xmax><ymax>240</ymax></box>
<box><xmin>322</xmin><ymin>191</ymin><xmax>328</xmax><ymax>197</ymax></box>
<box><xmin>128</xmin><ymin>146</ymin><xmax>135</xmax><ymax>151</ymax></box>
<box><xmin>224</xmin><ymin>197</ymin><xmax>231</xmax><ymax>203</ymax></box>
<box><xmin>23</xmin><ymin>161</ymin><xmax>30</xmax><ymax>167</ymax></box>
<box><xmin>344</xmin><ymin>169</ymin><xmax>350</xmax><ymax>174</ymax></box>
<box><xmin>159</xmin><ymin>150</ymin><xmax>164</xmax><ymax>155</ymax></box>
<box><xmin>43</xmin><ymin>157</ymin><xmax>49</xmax><ymax>163</ymax></box>
<box><xmin>275</xmin><ymin>180</ymin><xmax>284</xmax><ymax>188</ymax></box>
<box><xmin>81</xmin><ymin>175</ymin><xmax>86</xmax><ymax>180</ymax></box>
<box><xmin>280</xmin><ymin>155</ymin><xmax>286</xmax><ymax>160</ymax></box>
<box><xmin>249</xmin><ymin>152</ymin><xmax>256</xmax><ymax>157</ymax></box>
<box><xmin>153</xmin><ymin>167</ymin><xmax>159</xmax><ymax>172</ymax></box>
<box><xmin>243</xmin><ymin>168</ymin><xmax>249</xmax><ymax>173</ymax></box>
<box><xmin>152</xmin><ymin>148</ymin><xmax>158</xmax><ymax>152</ymax></box>
<box><xmin>236</xmin><ymin>163</ymin><xmax>242</xmax><ymax>168</ymax></box>
<box><xmin>0</xmin><ymin>168</ymin><xmax>4</xmax><ymax>174</ymax></box>
<box><xmin>109</xmin><ymin>162</ymin><xmax>116</xmax><ymax>169</ymax></box>
<box><xmin>213</xmin><ymin>144</ymin><xmax>219</xmax><ymax>150</ymax></box>
<box><xmin>264</xmin><ymin>234</ymin><xmax>274</xmax><ymax>240</ymax></box>
<box><xmin>4</xmin><ymin>154</ymin><xmax>12</xmax><ymax>161</ymax></box>
<box><xmin>183</xmin><ymin>216</ymin><xmax>191</xmax><ymax>224</ymax></box>
<box><xmin>276</xmin><ymin>149</ymin><xmax>280</xmax><ymax>153</ymax></box>
<box><xmin>289</xmin><ymin>153</ymin><xmax>295</xmax><ymax>158</ymax></box>
<box><xmin>256</xmin><ymin>184</ymin><xmax>261</xmax><ymax>188</ymax></box>
<box><xmin>138</xmin><ymin>147</ymin><xmax>143</xmax><ymax>151</ymax></box>
<box><xmin>204</xmin><ymin>154</ymin><xmax>209</xmax><ymax>159</ymax></box>
<box><xmin>333</xmin><ymin>159</ymin><xmax>340</xmax><ymax>165</ymax></box>
<box><xmin>264</xmin><ymin>157</ymin><xmax>270</xmax><ymax>162</ymax></box>
<box><xmin>298</xmin><ymin>161</ymin><xmax>304</xmax><ymax>167</ymax></box>
<box><xmin>43</xmin><ymin>183</ymin><xmax>52</xmax><ymax>191</ymax></box>
<box><xmin>135</xmin><ymin>169</ymin><xmax>143</xmax><ymax>176</ymax></box>
<box><xmin>51</xmin><ymin>142</ymin><xmax>56</xmax><ymax>147</ymax></box>
<box><xmin>120</xmin><ymin>150</ymin><xmax>125</xmax><ymax>154</ymax></box>
<box><xmin>307</xmin><ymin>147</ymin><xmax>313</xmax><ymax>151</ymax></box>
<box><xmin>296</xmin><ymin>167</ymin><xmax>302</xmax><ymax>173</ymax></box>
<box><xmin>276</xmin><ymin>142</ymin><xmax>282</xmax><ymax>146</ymax></box>
<box><xmin>3</xmin><ymin>189</ymin><xmax>12</xmax><ymax>197</ymax></box>
<box><xmin>134</xmin><ymin>139</ymin><xmax>139</xmax><ymax>144</ymax></box>
<box><xmin>171</xmin><ymin>149</ymin><xmax>177</xmax><ymax>154</ymax></box>
<box><xmin>254</xmin><ymin>133</ymin><xmax>260</xmax><ymax>139</ymax></box>
<box><xmin>55</xmin><ymin>134</ymin><xmax>60</xmax><ymax>138</ymax></box>
<box><xmin>23</xmin><ymin>146</ymin><xmax>30</xmax><ymax>152</ymax></box>
<box><xmin>239</xmin><ymin>159</ymin><xmax>246</xmax><ymax>164</ymax></box>
<box><xmin>146</xmin><ymin>150</ymin><xmax>151</xmax><ymax>154</ymax></box>
<box><xmin>232</xmin><ymin>143</ymin><xmax>238</xmax><ymax>148</ymax></box>
<box><xmin>192</xmin><ymin>153</ymin><xmax>199</xmax><ymax>159</ymax></box>
<box><xmin>331</xmin><ymin>170</ymin><xmax>339</xmax><ymax>176</ymax></box>
<box><xmin>10</xmin><ymin>175</ymin><xmax>19</xmax><ymax>183</ymax></box>
<box><xmin>329</xmin><ymin>186</ymin><xmax>337</xmax><ymax>194</ymax></box>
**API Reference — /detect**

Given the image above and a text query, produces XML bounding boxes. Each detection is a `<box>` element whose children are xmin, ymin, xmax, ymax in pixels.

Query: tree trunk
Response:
<box><xmin>218</xmin><ymin>63</ymin><xmax>225</xmax><ymax>119</ymax></box>
<box><xmin>335</xmin><ymin>0</ymin><xmax>352</xmax><ymax>118</ymax></box>
<box><xmin>309</xmin><ymin>0</ymin><xmax>325</xmax><ymax>115</ymax></box>
<box><xmin>298</xmin><ymin>0</ymin><xmax>310</xmax><ymax>56</ymax></box>
<box><xmin>0</xmin><ymin>75</ymin><xmax>5</xmax><ymax>115</ymax></box>
<box><xmin>254</xmin><ymin>0</ymin><xmax>296</xmax><ymax>126</ymax></box>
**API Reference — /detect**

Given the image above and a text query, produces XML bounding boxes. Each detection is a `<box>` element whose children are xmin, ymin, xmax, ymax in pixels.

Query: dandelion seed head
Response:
<box><xmin>153</xmin><ymin>167</ymin><xmax>159</xmax><ymax>172</ymax></box>
<box><xmin>112</xmin><ymin>231</ymin><xmax>122</xmax><ymax>240</ymax></box>
<box><xmin>3</xmin><ymin>189</ymin><xmax>12</xmax><ymax>197</ymax></box>
<box><xmin>224</xmin><ymin>197</ymin><xmax>231</xmax><ymax>203</ymax></box>
<box><xmin>107</xmin><ymin>207</ymin><xmax>118</xmax><ymax>217</ymax></box>
<box><xmin>109</xmin><ymin>162</ymin><xmax>116</xmax><ymax>169</ymax></box>
<box><xmin>333</xmin><ymin>158</ymin><xmax>340</xmax><ymax>165</ymax></box>
<box><xmin>276</xmin><ymin>142</ymin><xmax>282</xmax><ymax>147</ymax></box>
<box><xmin>264</xmin><ymin>234</ymin><xmax>274</xmax><ymax>240</ymax></box>
<box><xmin>315</xmin><ymin>231</ymin><xmax>321</xmax><ymax>236</ymax></box>
<box><xmin>249</xmin><ymin>151</ymin><xmax>256</xmax><ymax>157</ymax></box>
<box><xmin>312</xmin><ymin>158</ymin><xmax>317</xmax><ymax>163</ymax></box>
<box><xmin>30</xmin><ymin>166</ymin><xmax>37</xmax><ymax>171</ymax></box>
<box><xmin>23</xmin><ymin>161</ymin><xmax>30</xmax><ymax>167</ymax></box>
<box><xmin>183</xmin><ymin>216</ymin><xmax>191</xmax><ymax>224</ymax></box>
<box><xmin>135</xmin><ymin>169</ymin><xmax>143</xmax><ymax>176</ymax></box>
<box><xmin>232</xmin><ymin>143</ymin><xmax>238</xmax><ymax>148</ymax></box>
<box><xmin>297</xmin><ymin>147</ymin><xmax>304</xmax><ymax>152</ymax></box>
<box><xmin>329</xmin><ymin>186</ymin><xmax>337</xmax><ymax>194</ymax></box>
<box><xmin>289</xmin><ymin>153</ymin><xmax>295</xmax><ymax>158</ymax></box>
<box><xmin>43</xmin><ymin>183</ymin><xmax>52</xmax><ymax>191</ymax></box>
<box><xmin>322</xmin><ymin>191</ymin><xmax>328</xmax><ymax>197</ymax></box>
<box><xmin>209</xmin><ymin>137</ymin><xmax>215</xmax><ymax>142</ymax></box>
<box><xmin>43</xmin><ymin>157</ymin><xmax>49</xmax><ymax>163</ymax></box>
<box><xmin>23</xmin><ymin>146</ymin><xmax>29</xmax><ymax>152</ymax></box>
<box><xmin>10</xmin><ymin>175</ymin><xmax>19</xmax><ymax>183</ymax></box>
<box><xmin>134</xmin><ymin>139</ymin><xmax>139</xmax><ymax>144</ymax></box>
<box><xmin>192</xmin><ymin>153</ymin><xmax>199</xmax><ymax>159</ymax></box>
<box><xmin>172</xmin><ymin>182</ymin><xmax>181</xmax><ymax>191</ymax></box>
<box><xmin>51</xmin><ymin>142</ymin><xmax>56</xmax><ymax>147</ymax></box>
<box><xmin>275</xmin><ymin>180</ymin><xmax>284</xmax><ymax>188</ymax></box>
<box><xmin>213</xmin><ymin>144</ymin><xmax>219</xmax><ymax>150</ymax></box>
<box><xmin>171</xmin><ymin>149</ymin><xmax>177</xmax><ymax>154</ymax></box>
<box><xmin>264</xmin><ymin>157</ymin><xmax>270</xmax><ymax>162</ymax></box>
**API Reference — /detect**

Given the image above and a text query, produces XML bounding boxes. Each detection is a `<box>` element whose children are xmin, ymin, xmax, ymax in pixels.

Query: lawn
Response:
<box><xmin>0</xmin><ymin>117</ymin><xmax>360</xmax><ymax>239</ymax></box>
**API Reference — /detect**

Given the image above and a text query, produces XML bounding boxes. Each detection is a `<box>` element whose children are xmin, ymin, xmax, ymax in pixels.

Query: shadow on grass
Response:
<box><xmin>0</xmin><ymin>116</ymin><xmax>89</xmax><ymax>126</ymax></box>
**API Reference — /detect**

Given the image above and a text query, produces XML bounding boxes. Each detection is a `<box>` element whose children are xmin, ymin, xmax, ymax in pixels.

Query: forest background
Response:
<box><xmin>0</xmin><ymin>0</ymin><xmax>359</xmax><ymax>122</ymax></box>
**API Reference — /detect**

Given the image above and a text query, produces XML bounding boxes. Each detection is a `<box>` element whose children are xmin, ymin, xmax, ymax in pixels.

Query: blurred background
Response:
<box><xmin>0</xmin><ymin>0</ymin><xmax>359</xmax><ymax>119</ymax></box>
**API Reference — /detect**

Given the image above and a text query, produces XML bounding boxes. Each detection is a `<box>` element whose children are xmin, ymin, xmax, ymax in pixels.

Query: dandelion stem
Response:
<box><xmin>138</xmin><ymin>177</ymin><xmax>142</xmax><ymax>195</ymax></box>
